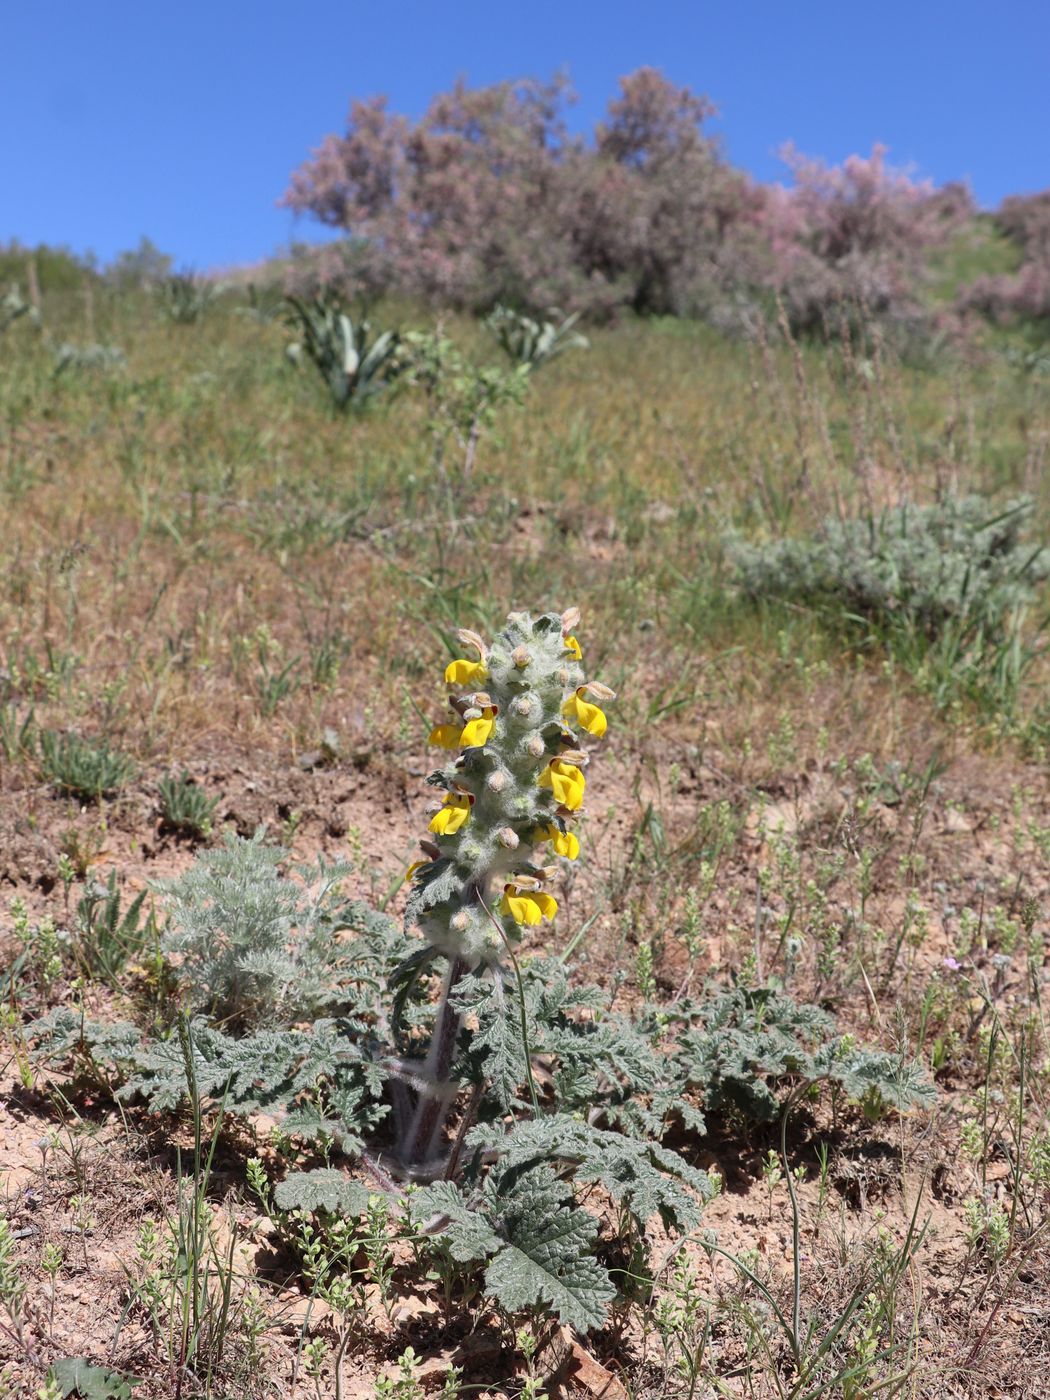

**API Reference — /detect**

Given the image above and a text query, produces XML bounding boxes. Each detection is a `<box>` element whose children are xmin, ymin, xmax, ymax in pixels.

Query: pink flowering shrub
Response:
<box><xmin>284</xmin><ymin>72</ymin><xmax>971</xmax><ymax>335</ymax></box>
<box><xmin>769</xmin><ymin>145</ymin><xmax>972</xmax><ymax>335</ymax></box>
<box><xmin>283</xmin><ymin>69</ymin><xmax>767</xmax><ymax>318</ymax></box>
<box><xmin>959</xmin><ymin>191</ymin><xmax>1050</xmax><ymax>328</ymax></box>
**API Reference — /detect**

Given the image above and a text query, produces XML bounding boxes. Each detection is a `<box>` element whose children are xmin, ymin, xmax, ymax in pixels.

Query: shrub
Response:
<box><xmin>400</xmin><ymin>329</ymin><xmax>528</xmax><ymax>480</ymax></box>
<box><xmin>731</xmin><ymin>495</ymin><xmax>1050</xmax><ymax>709</ymax></box>
<box><xmin>283</xmin><ymin>292</ymin><xmax>401</xmax><ymax>410</ymax></box>
<box><xmin>770</xmin><ymin>145</ymin><xmax>972</xmax><ymax>337</ymax></box>
<box><xmin>158</xmin><ymin>831</ymin><xmax>381</xmax><ymax>1028</ymax></box>
<box><xmin>105</xmin><ymin>235</ymin><xmax>173</xmax><ymax>291</ymax></box>
<box><xmin>284</xmin><ymin>70</ymin><xmax>979</xmax><ymax>334</ymax></box>
<box><xmin>485</xmin><ymin>304</ymin><xmax>589</xmax><ymax>371</ymax></box>
<box><xmin>958</xmin><ymin>189</ymin><xmax>1050</xmax><ymax>330</ymax></box>
<box><xmin>282</xmin><ymin>68</ymin><xmax>766</xmax><ymax>319</ymax></box>
<box><xmin>0</xmin><ymin>240</ymin><xmax>93</xmax><ymax>294</ymax></box>
<box><xmin>38</xmin><ymin>731</ymin><xmax>136</xmax><ymax>801</ymax></box>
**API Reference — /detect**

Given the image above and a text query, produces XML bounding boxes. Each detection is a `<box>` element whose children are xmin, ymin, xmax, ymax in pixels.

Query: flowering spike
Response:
<box><xmin>411</xmin><ymin>610</ymin><xmax>611</xmax><ymax>963</ymax></box>
<box><xmin>400</xmin><ymin>610</ymin><xmax>613</xmax><ymax>1172</ymax></box>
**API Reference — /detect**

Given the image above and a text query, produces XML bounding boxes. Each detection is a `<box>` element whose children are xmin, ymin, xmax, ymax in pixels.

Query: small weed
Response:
<box><xmin>158</xmin><ymin>771</ymin><xmax>219</xmax><ymax>839</ymax></box>
<box><xmin>38</xmin><ymin>731</ymin><xmax>136</xmax><ymax>801</ymax></box>
<box><xmin>76</xmin><ymin>870</ymin><xmax>156</xmax><ymax>979</ymax></box>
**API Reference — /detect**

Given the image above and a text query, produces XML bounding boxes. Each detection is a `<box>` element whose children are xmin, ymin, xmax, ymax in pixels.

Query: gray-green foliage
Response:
<box><xmin>26</xmin><ymin>961</ymin><xmax>934</xmax><ymax>1334</ymax></box>
<box><xmin>22</xmin><ymin>650</ymin><xmax>936</xmax><ymax>1340</ymax></box>
<box><xmin>52</xmin><ymin>342</ymin><xmax>126</xmax><ymax>377</ymax></box>
<box><xmin>158</xmin><ymin>831</ymin><xmax>393</xmax><ymax>1028</ymax></box>
<box><xmin>48</xmin><ymin>1359</ymin><xmax>140</xmax><ymax>1399</ymax></box>
<box><xmin>732</xmin><ymin>495</ymin><xmax>1047</xmax><ymax>637</ymax></box>
<box><xmin>273</xmin><ymin>1169</ymin><xmax>370</xmax><ymax>1216</ymax></box>
<box><xmin>283</xmin><ymin>292</ymin><xmax>402</xmax><ymax>411</ymax></box>
<box><xmin>1</xmin><ymin>283</ymin><xmax>37</xmax><ymax>333</ymax></box>
<box><xmin>38</xmin><ymin>730</ymin><xmax>136</xmax><ymax>801</ymax></box>
<box><xmin>660</xmin><ymin>984</ymin><xmax>937</xmax><ymax>1124</ymax></box>
<box><xmin>157</xmin><ymin>771</ymin><xmax>219</xmax><ymax>838</ymax></box>
<box><xmin>157</xmin><ymin>272</ymin><xmax>217</xmax><ymax>323</ymax></box>
<box><xmin>731</xmin><ymin>495</ymin><xmax>1050</xmax><ymax>708</ymax></box>
<box><xmin>76</xmin><ymin>870</ymin><xmax>153</xmax><ymax>979</ymax></box>
<box><xmin>485</xmin><ymin>304</ymin><xmax>589</xmax><ymax>372</ymax></box>
<box><xmin>26</xmin><ymin>1008</ymin><xmax>389</xmax><ymax>1152</ymax></box>
<box><xmin>416</xmin><ymin>1165</ymin><xmax>615</xmax><ymax>1332</ymax></box>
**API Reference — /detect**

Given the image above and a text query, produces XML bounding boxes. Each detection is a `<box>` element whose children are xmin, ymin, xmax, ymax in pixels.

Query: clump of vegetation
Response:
<box><xmin>76</xmin><ymin>871</ymin><xmax>155</xmax><ymax>980</ymax></box>
<box><xmin>26</xmin><ymin>614</ymin><xmax>933</xmax><ymax>1352</ymax></box>
<box><xmin>959</xmin><ymin>189</ymin><xmax>1050</xmax><ymax>331</ymax></box>
<box><xmin>157</xmin><ymin>770</ymin><xmax>219</xmax><ymax>839</ymax></box>
<box><xmin>52</xmin><ymin>341</ymin><xmax>126</xmax><ymax>376</ymax></box>
<box><xmin>157</xmin><ymin>830</ymin><xmax>387</xmax><ymax>1028</ymax></box>
<box><xmin>37</xmin><ymin>730</ymin><xmax>136</xmax><ymax>801</ymax></box>
<box><xmin>731</xmin><ymin>495</ymin><xmax>1050</xmax><ymax>710</ymax></box>
<box><xmin>401</xmin><ymin>328</ymin><xmax>528</xmax><ymax>482</ymax></box>
<box><xmin>283</xmin><ymin>292</ymin><xmax>402</xmax><ymax>411</ymax></box>
<box><xmin>0</xmin><ymin>282</ymin><xmax>37</xmax><ymax>333</ymax></box>
<box><xmin>485</xmin><ymin>304</ymin><xmax>589</xmax><ymax>372</ymax></box>
<box><xmin>157</xmin><ymin>271</ymin><xmax>217</xmax><ymax>323</ymax></box>
<box><xmin>282</xmin><ymin>68</ymin><xmax>977</xmax><ymax>338</ymax></box>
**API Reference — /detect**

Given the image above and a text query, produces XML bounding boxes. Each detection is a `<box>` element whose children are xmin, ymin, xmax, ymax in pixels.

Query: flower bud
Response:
<box><xmin>497</xmin><ymin>827</ymin><xmax>519</xmax><ymax>849</ymax></box>
<box><xmin>456</xmin><ymin>629</ymin><xmax>487</xmax><ymax>659</ymax></box>
<box><xmin>487</xmin><ymin>770</ymin><xmax>508</xmax><ymax>792</ymax></box>
<box><xmin>560</xmin><ymin>749</ymin><xmax>588</xmax><ymax>766</ymax></box>
<box><xmin>526</xmin><ymin>734</ymin><xmax>545</xmax><ymax>758</ymax></box>
<box><xmin>511</xmin><ymin>645</ymin><xmax>532</xmax><ymax>669</ymax></box>
<box><xmin>583</xmin><ymin>681</ymin><xmax>616</xmax><ymax>702</ymax></box>
<box><xmin>556</xmin><ymin>668</ymin><xmax>570</xmax><ymax>686</ymax></box>
<box><xmin>450</xmin><ymin>910</ymin><xmax>469</xmax><ymax>932</ymax></box>
<box><xmin>511</xmin><ymin>695</ymin><xmax>536</xmax><ymax>717</ymax></box>
<box><xmin>561</xmin><ymin>607</ymin><xmax>581</xmax><ymax>632</ymax></box>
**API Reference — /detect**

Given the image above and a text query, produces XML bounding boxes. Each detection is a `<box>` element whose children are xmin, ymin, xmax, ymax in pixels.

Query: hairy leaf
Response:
<box><xmin>272</xmin><ymin>1169</ymin><xmax>370</xmax><ymax>1216</ymax></box>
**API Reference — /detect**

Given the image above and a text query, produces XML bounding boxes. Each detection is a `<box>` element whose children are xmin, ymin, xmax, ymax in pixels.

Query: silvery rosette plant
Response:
<box><xmin>393</xmin><ymin>605</ymin><xmax>612</xmax><ymax>1174</ymax></box>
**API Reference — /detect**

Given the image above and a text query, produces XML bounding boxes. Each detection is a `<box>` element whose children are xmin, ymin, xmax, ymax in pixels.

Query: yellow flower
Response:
<box><xmin>428</xmin><ymin>793</ymin><xmax>472</xmax><ymax>835</ymax></box>
<box><xmin>445</xmin><ymin>658</ymin><xmax>487</xmax><ymax>687</ymax></box>
<box><xmin>500</xmin><ymin>884</ymin><xmax>559</xmax><ymax>926</ymax></box>
<box><xmin>459</xmin><ymin>706</ymin><xmax>496</xmax><ymax>748</ymax></box>
<box><xmin>561</xmin><ymin>688</ymin><xmax>607</xmax><ymax>739</ymax></box>
<box><xmin>564</xmin><ymin>635</ymin><xmax>583</xmax><ymax>660</ymax></box>
<box><xmin>538</xmin><ymin>823</ymin><xmax>580</xmax><ymax>859</ymax></box>
<box><xmin>538</xmin><ymin>759</ymin><xmax>586</xmax><ymax>811</ymax></box>
<box><xmin>428</xmin><ymin>723</ymin><xmax>462</xmax><ymax>749</ymax></box>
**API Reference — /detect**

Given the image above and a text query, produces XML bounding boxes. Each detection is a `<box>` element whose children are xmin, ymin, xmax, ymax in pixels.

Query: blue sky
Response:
<box><xmin>5</xmin><ymin>1</ymin><xmax>1048</xmax><ymax>269</ymax></box>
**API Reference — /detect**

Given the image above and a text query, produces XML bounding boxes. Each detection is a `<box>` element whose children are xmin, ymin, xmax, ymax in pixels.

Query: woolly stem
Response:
<box><xmin>399</xmin><ymin>955</ymin><xmax>469</xmax><ymax>1174</ymax></box>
